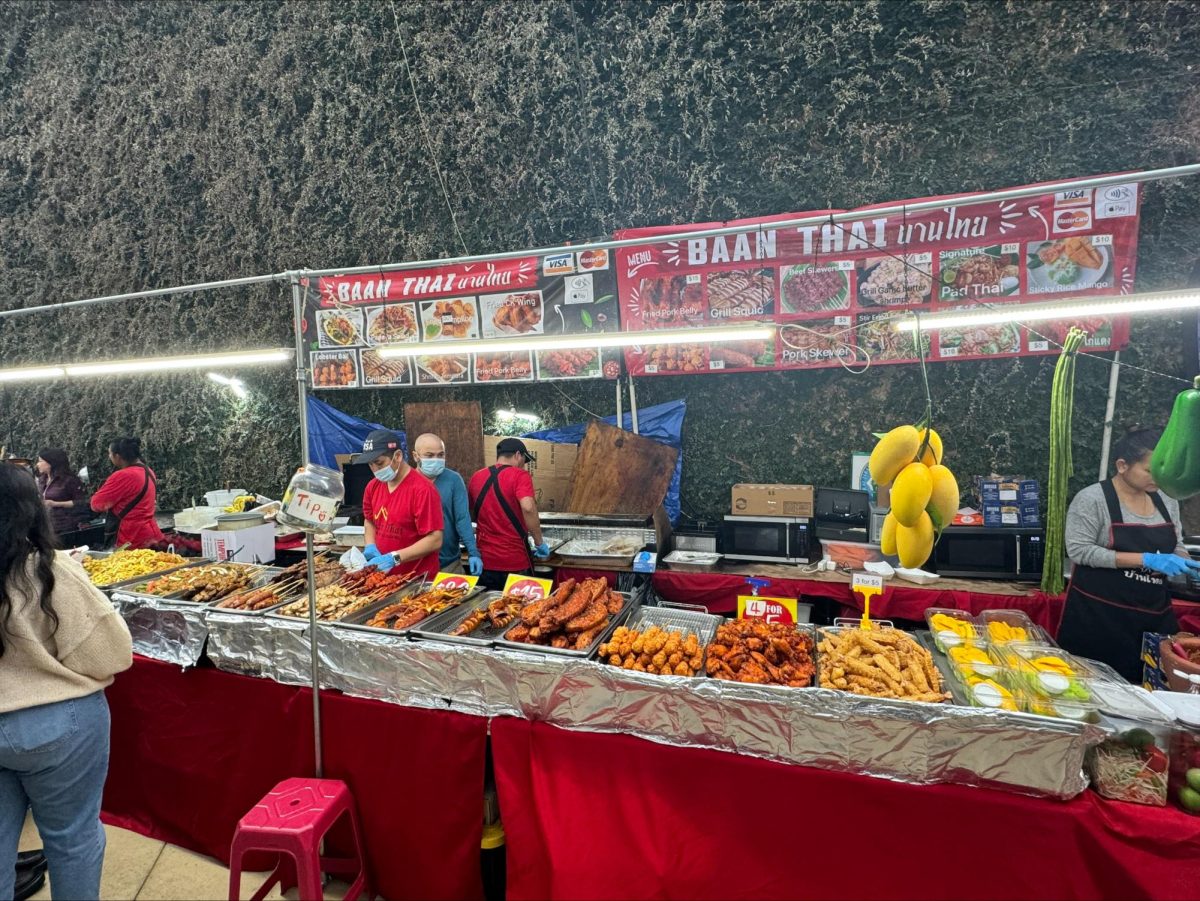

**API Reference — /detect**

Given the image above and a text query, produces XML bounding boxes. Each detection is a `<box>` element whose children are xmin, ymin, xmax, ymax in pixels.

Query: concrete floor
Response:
<box><xmin>19</xmin><ymin>813</ymin><xmax>354</xmax><ymax>900</ymax></box>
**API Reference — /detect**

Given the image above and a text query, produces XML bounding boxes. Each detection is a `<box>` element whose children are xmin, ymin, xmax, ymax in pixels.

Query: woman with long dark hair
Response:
<box><xmin>35</xmin><ymin>449</ymin><xmax>89</xmax><ymax>536</ymax></box>
<box><xmin>0</xmin><ymin>463</ymin><xmax>132</xmax><ymax>900</ymax></box>
<box><xmin>89</xmin><ymin>437</ymin><xmax>164</xmax><ymax>548</ymax></box>
<box><xmin>1060</xmin><ymin>428</ymin><xmax>1200</xmax><ymax>681</ymax></box>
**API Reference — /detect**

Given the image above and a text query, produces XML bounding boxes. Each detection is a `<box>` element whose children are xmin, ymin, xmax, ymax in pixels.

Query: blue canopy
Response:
<box><xmin>306</xmin><ymin>395</ymin><xmax>404</xmax><ymax>468</ymax></box>
<box><xmin>524</xmin><ymin>399</ymin><xmax>686</xmax><ymax>523</ymax></box>
<box><xmin>305</xmin><ymin>395</ymin><xmax>686</xmax><ymax>522</ymax></box>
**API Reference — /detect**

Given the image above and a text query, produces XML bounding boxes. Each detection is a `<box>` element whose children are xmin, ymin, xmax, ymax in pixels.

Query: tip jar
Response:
<box><xmin>277</xmin><ymin>463</ymin><xmax>345</xmax><ymax>533</ymax></box>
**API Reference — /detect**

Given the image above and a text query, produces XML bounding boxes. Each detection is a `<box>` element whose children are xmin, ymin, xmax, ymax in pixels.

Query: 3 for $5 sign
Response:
<box><xmin>737</xmin><ymin>595</ymin><xmax>799</xmax><ymax>624</ymax></box>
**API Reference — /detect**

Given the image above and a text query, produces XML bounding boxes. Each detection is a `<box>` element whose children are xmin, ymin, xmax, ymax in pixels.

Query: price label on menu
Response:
<box><xmin>940</xmin><ymin>347</ymin><xmax>959</xmax><ymax>358</ymax></box>
<box><xmin>737</xmin><ymin>595</ymin><xmax>798</xmax><ymax>625</ymax></box>
<box><xmin>1029</xmin><ymin>340</ymin><xmax>1049</xmax><ymax>352</ymax></box>
<box><xmin>686</xmin><ymin>273</ymin><xmax>702</xmax><ymax>284</ymax></box>
<box><xmin>432</xmin><ymin>572</ymin><xmax>479</xmax><ymax>591</ymax></box>
<box><xmin>834</xmin><ymin>316</ymin><xmax>852</xmax><ymax>326</ymax></box>
<box><xmin>709</xmin><ymin>360</ymin><xmax>725</xmax><ymax>370</ymax></box>
<box><xmin>645</xmin><ymin>365</ymin><xmax>659</xmax><ymax>373</ymax></box>
<box><xmin>282</xmin><ymin>488</ymin><xmax>340</xmax><ymax>527</ymax></box>
<box><xmin>502</xmin><ymin>574</ymin><xmax>554</xmax><ymax>600</ymax></box>
<box><xmin>1001</xmin><ymin>243</ymin><xmax>1020</xmax><ymax>254</ymax></box>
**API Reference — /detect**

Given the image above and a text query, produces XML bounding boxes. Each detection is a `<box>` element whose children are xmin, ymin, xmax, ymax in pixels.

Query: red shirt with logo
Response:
<box><xmin>468</xmin><ymin>464</ymin><xmax>536</xmax><ymax>573</ymax></box>
<box><xmin>362</xmin><ymin>468</ymin><xmax>443</xmax><ymax>581</ymax></box>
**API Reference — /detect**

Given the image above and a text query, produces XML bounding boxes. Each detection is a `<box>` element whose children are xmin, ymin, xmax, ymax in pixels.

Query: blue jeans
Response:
<box><xmin>0</xmin><ymin>692</ymin><xmax>111</xmax><ymax>900</ymax></box>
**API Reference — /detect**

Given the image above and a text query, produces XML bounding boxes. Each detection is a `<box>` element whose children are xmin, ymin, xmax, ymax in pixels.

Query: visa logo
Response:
<box><xmin>1054</xmin><ymin>188</ymin><xmax>1093</xmax><ymax>209</ymax></box>
<box><xmin>543</xmin><ymin>253</ymin><xmax>575</xmax><ymax>275</ymax></box>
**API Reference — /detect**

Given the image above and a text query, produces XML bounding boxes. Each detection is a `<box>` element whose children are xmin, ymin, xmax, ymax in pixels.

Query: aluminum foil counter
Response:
<box><xmin>181</xmin><ymin>609</ymin><xmax>1099</xmax><ymax>800</ymax></box>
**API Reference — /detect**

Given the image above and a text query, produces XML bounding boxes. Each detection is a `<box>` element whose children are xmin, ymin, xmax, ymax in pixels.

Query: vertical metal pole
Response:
<box><xmin>616</xmin><ymin>378</ymin><xmax>623</xmax><ymax>431</ymax></box>
<box><xmin>1098</xmin><ymin>351</ymin><xmax>1121</xmax><ymax>481</ymax></box>
<box><xmin>629</xmin><ymin>376</ymin><xmax>641</xmax><ymax>435</ymax></box>
<box><xmin>290</xmin><ymin>273</ymin><xmax>324</xmax><ymax>778</ymax></box>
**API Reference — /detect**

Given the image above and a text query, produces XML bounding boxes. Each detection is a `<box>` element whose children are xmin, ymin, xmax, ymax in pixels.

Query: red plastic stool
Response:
<box><xmin>229</xmin><ymin>778</ymin><xmax>371</xmax><ymax>901</ymax></box>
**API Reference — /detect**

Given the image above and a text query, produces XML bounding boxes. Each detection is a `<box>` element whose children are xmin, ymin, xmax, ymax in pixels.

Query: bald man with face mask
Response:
<box><xmin>411</xmin><ymin>433</ymin><xmax>483</xmax><ymax>576</ymax></box>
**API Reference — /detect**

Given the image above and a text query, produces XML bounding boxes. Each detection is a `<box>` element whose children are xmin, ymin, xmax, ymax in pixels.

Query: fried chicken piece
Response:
<box><xmin>548</xmin><ymin>578</ymin><xmax>604</xmax><ymax>628</ymax></box>
<box><xmin>550</xmin><ymin>635</ymin><xmax>570</xmax><ymax>649</ymax></box>
<box><xmin>604</xmin><ymin>589</ymin><xmax>623</xmax><ymax>615</ymax></box>
<box><xmin>506</xmin><ymin>623</ymin><xmax>531</xmax><ymax>643</ymax></box>
<box><xmin>574</xmin><ymin>622</ymin><xmax>606</xmax><ymax>650</ymax></box>
<box><xmin>565</xmin><ymin>598</ymin><xmax>607</xmax><ymax>633</ymax></box>
<box><xmin>520</xmin><ymin>580</ymin><xmax>573</xmax><ymax>626</ymax></box>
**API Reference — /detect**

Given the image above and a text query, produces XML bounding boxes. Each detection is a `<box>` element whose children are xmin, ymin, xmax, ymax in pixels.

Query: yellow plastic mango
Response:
<box><xmin>892</xmin><ymin>462</ymin><xmax>934</xmax><ymax>527</ymax></box>
<box><xmin>868</xmin><ymin>425</ymin><xmax>921</xmax><ymax>487</ymax></box>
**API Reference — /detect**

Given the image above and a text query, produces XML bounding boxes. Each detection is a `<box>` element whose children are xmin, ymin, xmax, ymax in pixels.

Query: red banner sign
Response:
<box><xmin>615</xmin><ymin>178</ymin><xmax>1140</xmax><ymax>375</ymax></box>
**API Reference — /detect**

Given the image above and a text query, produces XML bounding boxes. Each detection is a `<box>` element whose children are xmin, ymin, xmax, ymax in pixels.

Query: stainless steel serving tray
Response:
<box><xmin>87</xmin><ymin>550</ymin><xmax>213</xmax><ymax>592</ymax></box>
<box><xmin>494</xmin><ymin>589</ymin><xmax>638</xmax><ymax>659</ymax></box>
<box><xmin>409</xmin><ymin>591</ymin><xmax>520</xmax><ymax>647</ymax></box>
<box><xmin>200</xmin><ymin>566</ymin><xmax>292</xmax><ymax>616</ymax></box>
<box><xmin>326</xmin><ymin>583</ymin><xmax>481</xmax><ymax>638</ymax></box>
<box><xmin>624</xmin><ymin>602</ymin><xmax>724</xmax><ymax>647</ymax></box>
<box><xmin>120</xmin><ymin>562</ymin><xmax>266</xmax><ymax>605</ymax></box>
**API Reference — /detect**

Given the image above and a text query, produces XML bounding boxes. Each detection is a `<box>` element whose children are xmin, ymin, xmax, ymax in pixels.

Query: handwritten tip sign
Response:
<box><xmin>502</xmin><ymin>573</ymin><xmax>554</xmax><ymax>600</ymax></box>
<box><xmin>737</xmin><ymin>595</ymin><xmax>798</xmax><ymax>625</ymax></box>
<box><xmin>852</xmin><ymin>572</ymin><xmax>884</xmax><ymax>628</ymax></box>
<box><xmin>431</xmin><ymin>572</ymin><xmax>479</xmax><ymax>591</ymax></box>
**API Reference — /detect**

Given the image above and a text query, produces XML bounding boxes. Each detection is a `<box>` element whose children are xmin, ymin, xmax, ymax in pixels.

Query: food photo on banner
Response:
<box><xmin>302</xmin><ymin>251</ymin><xmax>621</xmax><ymax>390</ymax></box>
<box><xmin>615</xmin><ymin>176</ymin><xmax>1139</xmax><ymax>376</ymax></box>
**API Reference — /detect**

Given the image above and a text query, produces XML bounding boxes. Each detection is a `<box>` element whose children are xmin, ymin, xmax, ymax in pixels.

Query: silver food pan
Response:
<box><xmin>204</xmin><ymin>567</ymin><xmax>301</xmax><ymax>617</ymax></box>
<box><xmin>86</xmin><ymin>551</ymin><xmax>213</xmax><ymax>592</ymax></box>
<box><xmin>494</xmin><ymin>589</ymin><xmax>638</xmax><ymax>659</ymax></box>
<box><xmin>265</xmin><ymin>577</ymin><xmax>423</xmax><ymax>627</ymax></box>
<box><xmin>327</xmin><ymin>584</ymin><xmax>481</xmax><ymax>638</ymax></box>
<box><xmin>410</xmin><ymin>591</ymin><xmax>520</xmax><ymax>648</ymax></box>
<box><xmin>119</xmin><ymin>562</ymin><xmax>268</xmax><ymax>606</ymax></box>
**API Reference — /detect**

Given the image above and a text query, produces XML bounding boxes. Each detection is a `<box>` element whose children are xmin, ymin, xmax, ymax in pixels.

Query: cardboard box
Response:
<box><xmin>1020</xmin><ymin>501</ymin><xmax>1041</xmax><ymax>526</ymax></box>
<box><xmin>731</xmin><ymin>484</ymin><xmax>814</xmax><ymax>518</ymax></box>
<box><xmin>979</xmin><ymin>478</ymin><xmax>1039</xmax><ymax>505</ymax></box>
<box><xmin>483</xmin><ymin>436</ymin><xmax>578</xmax><ymax>513</ymax></box>
<box><xmin>201</xmin><ymin>523</ymin><xmax>276</xmax><ymax>564</ymax></box>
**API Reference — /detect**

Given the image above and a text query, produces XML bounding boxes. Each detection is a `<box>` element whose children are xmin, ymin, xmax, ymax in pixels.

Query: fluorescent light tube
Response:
<box><xmin>377</xmin><ymin>325</ymin><xmax>774</xmax><ymax>359</ymax></box>
<box><xmin>0</xmin><ymin>366</ymin><xmax>66</xmax><ymax>383</ymax></box>
<box><xmin>894</xmin><ymin>290</ymin><xmax>1200</xmax><ymax>332</ymax></box>
<box><xmin>65</xmin><ymin>349</ymin><xmax>292</xmax><ymax>376</ymax></box>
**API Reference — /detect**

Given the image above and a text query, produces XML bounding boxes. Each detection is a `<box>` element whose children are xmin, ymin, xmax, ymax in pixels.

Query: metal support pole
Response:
<box><xmin>1098</xmin><ymin>351</ymin><xmax>1122</xmax><ymax>481</ymax></box>
<box><xmin>290</xmin><ymin>273</ymin><xmax>324</xmax><ymax>778</ymax></box>
<box><xmin>616</xmin><ymin>378</ymin><xmax>623</xmax><ymax>431</ymax></box>
<box><xmin>629</xmin><ymin>376</ymin><xmax>640</xmax><ymax>435</ymax></box>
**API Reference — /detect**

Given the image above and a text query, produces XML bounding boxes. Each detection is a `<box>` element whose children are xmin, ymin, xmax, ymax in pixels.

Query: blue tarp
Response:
<box><xmin>306</xmin><ymin>396</ymin><xmax>404</xmax><ymax>468</ymax></box>
<box><xmin>305</xmin><ymin>395</ymin><xmax>686</xmax><ymax>522</ymax></box>
<box><xmin>524</xmin><ymin>399</ymin><xmax>686</xmax><ymax>523</ymax></box>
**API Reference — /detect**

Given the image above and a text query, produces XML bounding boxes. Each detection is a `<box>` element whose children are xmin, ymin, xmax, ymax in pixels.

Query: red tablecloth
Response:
<box><xmin>652</xmin><ymin>570</ymin><xmax>1200</xmax><ymax>636</ymax></box>
<box><xmin>492</xmin><ymin>717</ymin><xmax>1200</xmax><ymax>901</ymax></box>
<box><xmin>103</xmin><ymin>657</ymin><xmax>486</xmax><ymax>901</ymax></box>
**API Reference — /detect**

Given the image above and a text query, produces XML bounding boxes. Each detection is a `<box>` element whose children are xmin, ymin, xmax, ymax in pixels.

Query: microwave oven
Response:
<box><xmin>718</xmin><ymin>515</ymin><xmax>815</xmax><ymax>564</ymax></box>
<box><xmin>931</xmin><ymin>526</ymin><xmax>1045</xmax><ymax>581</ymax></box>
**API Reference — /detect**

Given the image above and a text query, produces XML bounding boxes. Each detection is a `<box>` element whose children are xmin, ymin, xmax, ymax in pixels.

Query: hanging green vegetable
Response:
<box><xmin>1042</xmin><ymin>328</ymin><xmax>1086</xmax><ymax>595</ymax></box>
<box><xmin>1150</xmin><ymin>376</ymin><xmax>1200</xmax><ymax>500</ymax></box>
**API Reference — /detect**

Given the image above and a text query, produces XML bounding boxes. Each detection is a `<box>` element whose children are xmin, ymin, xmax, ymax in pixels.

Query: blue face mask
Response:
<box><xmin>419</xmin><ymin>458</ymin><xmax>446</xmax><ymax>477</ymax></box>
<box><xmin>374</xmin><ymin>461</ymin><xmax>397</xmax><ymax>482</ymax></box>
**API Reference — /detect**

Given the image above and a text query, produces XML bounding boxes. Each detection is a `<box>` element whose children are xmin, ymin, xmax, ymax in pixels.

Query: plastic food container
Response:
<box><xmin>277</xmin><ymin>464</ymin><xmax>345</xmax><ymax>533</ymax></box>
<box><xmin>1086</xmin><ymin>684</ymin><xmax>1174</xmax><ymax>807</ymax></box>
<box><xmin>999</xmin><ymin>643</ymin><xmax>1096</xmax><ymax>698</ymax></box>
<box><xmin>978</xmin><ymin>609</ymin><xmax>1045</xmax><ymax>645</ymax></box>
<box><xmin>924</xmin><ymin>608</ymin><xmax>984</xmax><ymax>653</ymax></box>
<box><xmin>962</xmin><ymin>675</ymin><xmax>1021</xmax><ymax>712</ymax></box>
<box><xmin>1152</xmin><ymin>690</ymin><xmax>1200</xmax><ymax>816</ymax></box>
<box><xmin>946</xmin><ymin>643</ymin><xmax>1004</xmax><ymax>681</ymax></box>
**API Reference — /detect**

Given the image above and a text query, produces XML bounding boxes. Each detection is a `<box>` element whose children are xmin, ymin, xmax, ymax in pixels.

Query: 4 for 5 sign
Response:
<box><xmin>737</xmin><ymin>595</ymin><xmax>799</xmax><ymax>624</ymax></box>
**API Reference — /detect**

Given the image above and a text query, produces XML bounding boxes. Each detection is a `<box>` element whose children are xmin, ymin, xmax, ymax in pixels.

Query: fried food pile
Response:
<box><xmin>600</xmin><ymin>625</ymin><xmax>704</xmax><ymax>676</ymax></box>
<box><xmin>277</xmin><ymin>568</ymin><xmax>414</xmax><ymax>621</ymax></box>
<box><xmin>706</xmin><ymin>620</ymin><xmax>815</xmax><ymax>686</ymax></box>
<box><xmin>817</xmin><ymin>627</ymin><xmax>948</xmax><ymax>703</ymax></box>
<box><xmin>271</xmin><ymin>557</ymin><xmax>344</xmax><ymax>591</ymax></box>
<box><xmin>82</xmin><ymin>550</ymin><xmax>187</xmax><ymax>586</ymax></box>
<box><xmin>366</xmin><ymin>586</ymin><xmax>468</xmax><ymax>630</ymax></box>
<box><xmin>504</xmin><ymin>578</ymin><xmax>622</xmax><ymax>651</ymax></box>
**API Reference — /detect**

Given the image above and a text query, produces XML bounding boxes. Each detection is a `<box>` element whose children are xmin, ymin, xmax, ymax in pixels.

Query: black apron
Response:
<box><xmin>471</xmin><ymin>464</ymin><xmax>535</xmax><ymax>571</ymax></box>
<box><xmin>1057</xmin><ymin>479</ymin><xmax>1179</xmax><ymax>683</ymax></box>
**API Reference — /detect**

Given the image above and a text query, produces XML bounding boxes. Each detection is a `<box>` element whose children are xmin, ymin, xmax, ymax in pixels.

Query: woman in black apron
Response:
<box><xmin>1059</xmin><ymin>429</ymin><xmax>1198</xmax><ymax>682</ymax></box>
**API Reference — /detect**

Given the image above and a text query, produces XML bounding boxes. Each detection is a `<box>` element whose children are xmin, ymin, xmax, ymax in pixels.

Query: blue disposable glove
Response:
<box><xmin>363</xmin><ymin>543</ymin><xmax>380</xmax><ymax>561</ymax></box>
<box><xmin>534</xmin><ymin>542</ymin><xmax>551</xmax><ymax>559</ymax></box>
<box><xmin>468</xmin><ymin>555</ymin><xmax>484</xmax><ymax>576</ymax></box>
<box><xmin>1142</xmin><ymin>553</ymin><xmax>1200</xmax><ymax>578</ymax></box>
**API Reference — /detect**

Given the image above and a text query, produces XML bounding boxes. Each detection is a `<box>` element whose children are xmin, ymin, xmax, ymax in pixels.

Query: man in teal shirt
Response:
<box><xmin>412</xmin><ymin>433</ymin><xmax>483</xmax><ymax>575</ymax></box>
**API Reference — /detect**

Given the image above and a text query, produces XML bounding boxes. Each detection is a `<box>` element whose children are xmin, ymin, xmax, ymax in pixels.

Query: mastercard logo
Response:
<box><xmin>1055</xmin><ymin>209</ymin><xmax>1091</xmax><ymax>231</ymax></box>
<box><xmin>578</xmin><ymin>249</ymin><xmax>609</xmax><ymax>270</ymax></box>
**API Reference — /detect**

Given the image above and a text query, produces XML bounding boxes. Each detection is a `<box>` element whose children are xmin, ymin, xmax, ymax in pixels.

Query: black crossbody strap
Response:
<box><xmin>473</xmin><ymin>465</ymin><xmax>533</xmax><ymax>568</ymax></box>
<box><xmin>117</xmin><ymin>465</ymin><xmax>154</xmax><ymax>521</ymax></box>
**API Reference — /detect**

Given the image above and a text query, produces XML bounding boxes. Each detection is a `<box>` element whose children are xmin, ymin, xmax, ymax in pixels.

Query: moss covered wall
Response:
<box><xmin>0</xmin><ymin>1</ymin><xmax>1197</xmax><ymax>527</ymax></box>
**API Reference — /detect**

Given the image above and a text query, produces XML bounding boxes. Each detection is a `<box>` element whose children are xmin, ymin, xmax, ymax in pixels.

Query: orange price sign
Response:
<box><xmin>737</xmin><ymin>595</ymin><xmax>798</xmax><ymax>625</ymax></box>
<box><xmin>431</xmin><ymin>572</ymin><xmax>479</xmax><ymax>592</ymax></box>
<box><xmin>502</xmin><ymin>573</ymin><xmax>554</xmax><ymax>600</ymax></box>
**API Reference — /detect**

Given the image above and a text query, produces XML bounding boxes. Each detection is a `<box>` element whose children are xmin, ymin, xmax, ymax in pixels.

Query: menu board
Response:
<box><xmin>614</xmin><ymin>179</ymin><xmax>1141</xmax><ymax>375</ymax></box>
<box><xmin>301</xmin><ymin>251</ymin><xmax>619</xmax><ymax>389</ymax></box>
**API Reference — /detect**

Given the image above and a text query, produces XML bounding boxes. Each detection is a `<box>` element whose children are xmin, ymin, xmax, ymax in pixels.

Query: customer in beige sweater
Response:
<box><xmin>0</xmin><ymin>463</ymin><xmax>132</xmax><ymax>900</ymax></box>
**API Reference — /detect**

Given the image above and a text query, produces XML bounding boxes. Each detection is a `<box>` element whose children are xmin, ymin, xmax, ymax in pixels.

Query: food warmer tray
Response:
<box><xmin>912</xmin><ymin>630</ymin><xmax>971</xmax><ymax>706</ymax></box>
<box><xmin>493</xmin><ymin>590</ymin><xmax>638</xmax><ymax>659</ymax></box>
<box><xmin>119</xmin><ymin>562</ymin><xmax>271</xmax><ymax>607</ymax></box>
<box><xmin>86</xmin><ymin>550</ymin><xmax>215</xmax><ymax>592</ymax></box>
<box><xmin>264</xmin><ymin>577</ymin><xmax>426</xmax><ymax>628</ymax></box>
<box><xmin>326</xmin><ymin>583</ymin><xmax>482</xmax><ymax>638</ymax></box>
<box><xmin>552</xmin><ymin>531</ymin><xmax>648</xmax><ymax>567</ymax></box>
<box><xmin>624</xmin><ymin>602</ymin><xmax>724</xmax><ymax>648</ymax></box>
<box><xmin>201</xmin><ymin>566</ymin><xmax>295</xmax><ymax>617</ymax></box>
<box><xmin>661</xmin><ymin>550</ymin><xmax>723</xmax><ymax>572</ymax></box>
<box><xmin>409</xmin><ymin>591</ymin><xmax>517</xmax><ymax>648</ymax></box>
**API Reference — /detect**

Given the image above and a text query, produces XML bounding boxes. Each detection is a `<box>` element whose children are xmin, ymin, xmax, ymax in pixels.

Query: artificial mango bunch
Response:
<box><xmin>869</xmin><ymin>425</ymin><xmax>960</xmax><ymax>569</ymax></box>
<box><xmin>987</xmin><ymin>621</ymin><xmax>1029</xmax><ymax>643</ymax></box>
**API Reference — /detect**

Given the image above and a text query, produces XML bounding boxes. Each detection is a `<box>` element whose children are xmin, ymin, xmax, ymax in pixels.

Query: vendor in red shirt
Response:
<box><xmin>468</xmin><ymin>438</ymin><xmax>551</xmax><ymax>591</ymax></box>
<box><xmin>353</xmin><ymin>430</ymin><xmax>443</xmax><ymax>582</ymax></box>
<box><xmin>90</xmin><ymin>437</ymin><xmax>165</xmax><ymax>549</ymax></box>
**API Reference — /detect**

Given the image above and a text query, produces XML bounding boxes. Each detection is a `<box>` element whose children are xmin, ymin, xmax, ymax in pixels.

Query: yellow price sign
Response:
<box><xmin>431</xmin><ymin>571</ymin><xmax>479</xmax><ymax>592</ymax></box>
<box><xmin>852</xmin><ymin>572</ymin><xmax>884</xmax><ymax>628</ymax></box>
<box><xmin>502</xmin><ymin>573</ymin><xmax>554</xmax><ymax>600</ymax></box>
<box><xmin>737</xmin><ymin>595</ymin><xmax>799</xmax><ymax>624</ymax></box>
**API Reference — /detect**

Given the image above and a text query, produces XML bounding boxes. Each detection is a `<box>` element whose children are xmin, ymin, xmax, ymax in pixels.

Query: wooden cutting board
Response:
<box><xmin>403</xmin><ymin>401</ymin><xmax>485</xmax><ymax>481</ymax></box>
<box><xmin>566</xmin><ymin>420</ymin><xmax>678</xmax><ymax>515</ymax></box>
